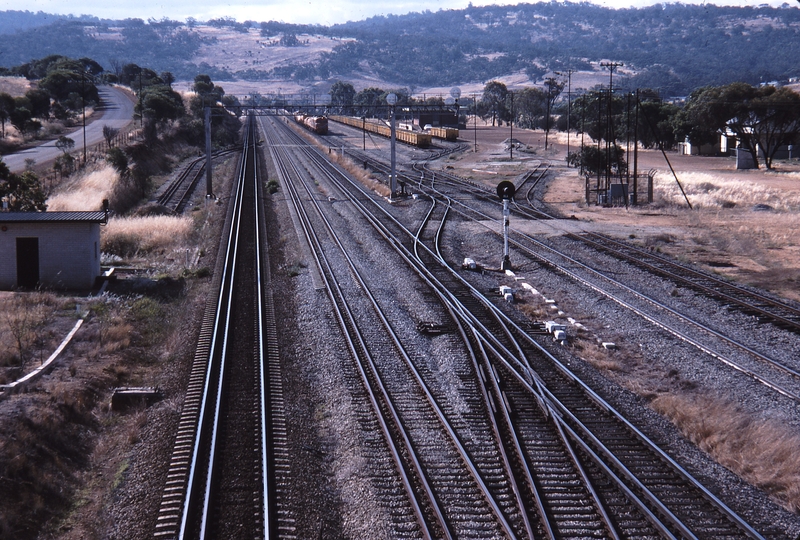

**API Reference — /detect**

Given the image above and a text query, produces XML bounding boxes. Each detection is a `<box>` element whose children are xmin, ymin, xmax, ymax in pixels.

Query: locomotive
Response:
<box><xmin>294</xmin><ymin>114</ymin><xmax>329</xmax><ymax>135</ymax></box>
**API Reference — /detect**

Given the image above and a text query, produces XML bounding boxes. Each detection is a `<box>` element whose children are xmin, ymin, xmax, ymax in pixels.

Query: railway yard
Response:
<box><xmin>4</xmin><ymin>112</ymin><xmax>800</xmax><ymax>539</ymax></box>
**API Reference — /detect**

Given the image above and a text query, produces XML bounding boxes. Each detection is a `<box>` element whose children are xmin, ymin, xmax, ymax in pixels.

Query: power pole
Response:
<box><xmin>554</xmin><ymin>70</ymin><xmax>575</xmax><ymax>157</ymax></box>
<box><xmin>600</xmin><ymin>62</ymin><xmax>623</xmax><ymax>193</ymax></box>
<box><xmin>473</xmin><ymin>94</ymin><xmax>478</xmax><ymax>153</ymax></box>
<box><xmin>509</xmin><ymin>91</ymin><xmax>514</xmax><ymax>160</ymax></box>
<box><xmin>544</xmin><ymin>77</ymin><xmax>557</xmax><ymax>151</ymax></box>
<box><xmin>81</xmin><ymin>72</ymin><xmax>87</xmax><ymax>165</ymax></box>
<box><xmin>387</xmin><ymin>93</ymin><xmax>397</xmax><ymax>197</ymax></box>
<box><xmin>205</xmin><ymin>106</ymin><xmax>212</xmax><ymax>197</ymax></box>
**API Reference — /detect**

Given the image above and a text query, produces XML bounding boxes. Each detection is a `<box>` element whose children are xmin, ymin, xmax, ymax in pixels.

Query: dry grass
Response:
<box><xmin>654</xmin><ymin>170</ymin><xmax>800</xmax><ymax>211</ymax></box>
<box><xmin>652</xmin><ymin>392</ymin><xmax>800</xmax><ymax>512</ymax></box>
<box><xmin>101</xmin><ymin>215</ymin><xmax>193</xmax><ymax>257</ymax></box>
<box><xmin>0</xmin><ymin>75</ymin><xmax>31</xmax><ymax>97</ymax></box>
<box><xmin>574</xmin><ymin>339</ymin><xmax>627</xmax><ymax>372</ymax></box>
<box><xmin>47</xmin><ymin>166</ymin><xmax>119</xmax><ymax>211</ymax></box>
<box><xmin>334</xmin><ymin>153</ymin><xmax>392</xmax><ymax>198</ymax></box>
<box><xmin>0</xmin><ymin>292</ymin><xmax>65</xmax><ymax>371</ymax></box>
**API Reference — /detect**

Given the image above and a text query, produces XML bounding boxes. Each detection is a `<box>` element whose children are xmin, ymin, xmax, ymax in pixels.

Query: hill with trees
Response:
<box><xmin>1</xmin><ymin>3</ymin><xmax>800</xmax><ymax>96</ymax></box>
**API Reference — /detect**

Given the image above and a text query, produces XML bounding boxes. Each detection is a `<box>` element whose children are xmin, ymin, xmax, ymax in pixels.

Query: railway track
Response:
<box><xmin>567</xmin><ymin>231</ymin><xmax>800</xmax><ymax>334</ymax></box>
<box><xmin>154</xmin><ymin>115</ymin><xmax>290</xmax><ymax>539</ymax></box>
<box><xmin>263</xmin><ymin>114</ymin><xmax>530</xmax><ymax>539</ymax></box>
<box><xmin>156</xmin><ymin>148</ymin><xmax>237</xmax><ymax>212</ymax></box>
<box><xmin>270</xmin><ymin>114</ymin><xmax>768</xmax><ymax>538</ymax></box>
<box><xmin>151</xmin><ymin>109</ymin><xmax>787</xmax><ymax>538</ymax></box>
<box><xmin>407</xmin><ymin>191</ymin><xmax>765</xmax><ymax>539</ymax></box>
<box><xmin>384</xmin><ymin>160</ymin><xmax>800</xmax><ymax>407</ymax></box>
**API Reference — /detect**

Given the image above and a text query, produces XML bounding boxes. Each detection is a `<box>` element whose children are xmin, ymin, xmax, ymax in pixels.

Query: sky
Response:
<box><xmin>1</xmin><ymin>0</ymin><xmax>794</xmax><ymax>26</ymax></box>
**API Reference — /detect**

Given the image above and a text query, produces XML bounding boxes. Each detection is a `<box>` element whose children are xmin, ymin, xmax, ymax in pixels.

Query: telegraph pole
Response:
<box><xmin>204</xmin><ymin>106</ymin><xmax>213</xmax><ymax>197</ymax></box>
<box><xmin>556</xmin><ymin>70</ymin><xmax>575</xmax><ymax>159</ymax></box>
<box><xmin>600</xmin><ymin>62</ymin><xmax>623</xmax><ymax>192</ymax></box>
<box><xmin>473</xmin><ymin>94</ymin><xmax>478</xmax><ymax>153</ymax></box>
<box><xmin>509</xmin><ymin>91</ymin><xmax>514</xmax><ymax>159</ymax></box>
<box><xmin>387</xmin><ymin>93</ymin><xmax>397</xmax><ymax>197</ymax></box>
<box><xmin>544</xmin><ymin>77</ymin><xmax>558</xmax><ymax>151</ymax></box>
<box><xmin>81</xmin><ymin>72</ymin><xmax>87</xmax><ymax>164</ymax></box>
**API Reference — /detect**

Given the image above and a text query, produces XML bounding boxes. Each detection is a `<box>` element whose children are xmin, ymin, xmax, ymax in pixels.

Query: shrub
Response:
<box><xmin>101</xmin><ymin>216</ymin><xmax>192</xmax><ymax>256</ymax></box>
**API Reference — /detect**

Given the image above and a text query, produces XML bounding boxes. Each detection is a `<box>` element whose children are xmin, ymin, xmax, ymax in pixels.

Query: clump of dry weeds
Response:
<box><xmin>47</xmin><ymin>165</ymin><xmax>119</xmax><ymax>211</ymax></box>
<box><xmin>652</xmin><ymin>392</ymin><xmax>800</xmax><ymax>512</ymax></box>
<box><xmin>654</xmin><ymin>171</ymin><xmax>800</xmax><ymax>211</ymax></box>
<box><xmin>102</xmin><ymin>215</ymin><xmax>193</xmax><ymax>257</ymax></box>
<box><xmin>0</xmin><ymin>292</ymin><xmax>63</xmax><ymax>372</ymax></box>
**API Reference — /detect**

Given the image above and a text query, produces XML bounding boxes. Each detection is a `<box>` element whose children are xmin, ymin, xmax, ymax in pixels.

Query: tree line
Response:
<box><xmin>269</xmin><ymin>3</ymin><xmax>800</xmax><ymax>97</ymax></box>
<box><xmin>328</xmin><ymin>78</ymin><xmax>800</xmax><ymax>173</ymax></box>
<box><xmin>3</xmin><ymin>4</ymin><xmax>800</xmax><ymax>97</ymax></box>
<box><xmin>1</xmin><ymin>54</ymin><xmax>243</xmax><ymax>212</ymax></box>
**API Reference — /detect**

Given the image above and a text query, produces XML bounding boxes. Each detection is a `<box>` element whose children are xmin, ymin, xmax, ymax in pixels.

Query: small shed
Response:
<box><xmin>0</xmin><ymin>211</ymin><xmax>106</xmax><ymax>290</ymax></box>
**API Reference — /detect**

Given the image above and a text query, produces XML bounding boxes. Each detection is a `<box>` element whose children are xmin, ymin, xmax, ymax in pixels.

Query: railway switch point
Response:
<box><xmin>500</xmin><ymin>285</ymin><xmax>515</xmax><ymax>303</ymax></box>
<box><xmin>545</xmin><ymin>321</ymin><xmax>567</xmax><ymax>334</ymax></box>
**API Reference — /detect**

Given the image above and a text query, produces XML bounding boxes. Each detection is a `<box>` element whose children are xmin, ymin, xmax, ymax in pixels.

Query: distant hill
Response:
<box><xmin>1</xmin><ymin>3</ymin><xmax>799</xmax><ymax>97</ymax></box>
<box><xmin>0</xmin><ymin>10</ymin><xmax>99</xmax><ymax>35</ymax></box>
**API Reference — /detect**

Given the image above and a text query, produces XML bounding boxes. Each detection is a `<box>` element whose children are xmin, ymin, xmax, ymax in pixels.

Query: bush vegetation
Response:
<box><xmin>101</xmin><ymin>215</ymin><xmax>193</xmax><ymax>257</ymax></box>
<box><xmin>653</xmin><ymin>393</ymin><xmax>800</xmax><ymax>512</ymax></box>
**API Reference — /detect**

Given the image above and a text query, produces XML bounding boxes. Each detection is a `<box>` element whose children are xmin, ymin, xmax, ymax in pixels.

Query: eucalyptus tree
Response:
<box><xmin>677</xmin><ymin>83</ymin><xmax>800</xmax><ymax>169</ymax></box>
<box><xmin>480</xmin><ymin>80</ymin><xmax>509</xmax><ymax>126</ymax></box>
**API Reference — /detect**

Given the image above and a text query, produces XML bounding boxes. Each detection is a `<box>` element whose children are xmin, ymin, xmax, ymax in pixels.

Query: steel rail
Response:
<box><xmin>299</xmin><ymin>134</ymin><xmax>766</xmax><ymax>539</ymax></box>
<box><xmin>262</xmin><ymin>116</ymin><xmax>444</xmax><ymax>539</ymax></box>
<box><xmin>198</xmin><ymin>119</ymin><xmax>256</xmax><ymax>540</ymax></box>
<box><xmin>287</xmin><ymin>151</ymin><xmax>521</xmax><ymax>537</ymax></box>
<box><xmin>417</xmin><ymin>199</ymin><xmax>540</xmax><ymax>539</ymax></box>
<box><xmin>572</xmin><ymin>231</ymin><xmax>800</xmax><ymax>333</ymax></box>
<box><xmin>252</xmin><ymin>115</ymin><xmax>272</xmax><ymax>538</ymax></box>
<box><xmin>296</xmin><ymin>129</ymin><xmax>694</xmax><ymax>537</ymax></box>
<box><xmin>157</xmin><ymin>148</ymin><xmax>238</xmax><ymax>212</ymax></box>
<box><xmin>272</xmin><ymin>117</ymin><xmax>525</xmax><ymax>539</ymax></box>
<box><xmin>178</xmin><ymin>117</ymin><xmax>270</xmax><ymax>539</ymax></box>
<box><xmin>179</xmin><ymin>125</ymin><xmax>250</xmax><ymax>540</ymax></box>
<box><xmin>411</xmin><ymin>177</ymin><xmax>800</xmax><ymax>404</ymax></box>
<box><xmin>426</xmin><ymin>202</ymin><xmax>628</xmax><ymax>539</ymax></box>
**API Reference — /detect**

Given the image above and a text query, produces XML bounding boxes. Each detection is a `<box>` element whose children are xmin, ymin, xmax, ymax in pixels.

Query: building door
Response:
<box><xmin>16</xmin><ymin>237</ymin><xmax>39</xmax><ymax>288</ymax></box>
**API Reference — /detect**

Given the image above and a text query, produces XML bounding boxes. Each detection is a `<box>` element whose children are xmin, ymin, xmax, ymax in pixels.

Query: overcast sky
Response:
<box><xmin>3</xmin><ymin>0</ymin><xmax>794</xmax><ymax>26</ymax></box>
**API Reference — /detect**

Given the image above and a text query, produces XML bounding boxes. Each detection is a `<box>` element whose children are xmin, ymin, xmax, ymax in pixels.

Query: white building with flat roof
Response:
<box><xmin>0</xmin><ymin>211</ymin><xmax>106</xmax><ymax>290</ymax></box>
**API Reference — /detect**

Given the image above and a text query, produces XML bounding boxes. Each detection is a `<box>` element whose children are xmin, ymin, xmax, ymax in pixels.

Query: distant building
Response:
<box><xmin>414</xmin><ymin>109</ymin><xmax>460</xmax><ymax>129</ymax></box>
<box><xmin>0</xmin><ymin>211</ymin><xmax>107</xmax><ymax>290</ymax></box>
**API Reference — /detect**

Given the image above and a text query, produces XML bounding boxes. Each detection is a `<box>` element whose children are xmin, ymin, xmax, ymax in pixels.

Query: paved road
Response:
<box><xmin>2</xmin><ymin>85</ymin><xmax>135</xmax><ymax>173</ymax></box>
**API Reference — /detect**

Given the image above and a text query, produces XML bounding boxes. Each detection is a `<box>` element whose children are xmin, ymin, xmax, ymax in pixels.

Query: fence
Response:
<box><xmin>584</xmin><ymin>169</ymin><xmax>655</xmax><ymax>206</ymax></box>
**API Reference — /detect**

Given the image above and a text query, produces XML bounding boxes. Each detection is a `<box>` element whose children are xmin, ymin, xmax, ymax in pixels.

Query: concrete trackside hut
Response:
<box><xmin>0</xmin><ymin>211</ymin><xmax>107</xmax><ymax>290</ymax></box>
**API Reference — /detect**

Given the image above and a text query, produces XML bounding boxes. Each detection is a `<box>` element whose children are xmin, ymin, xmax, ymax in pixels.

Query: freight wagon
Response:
<box><xmin>329</xmin><ymin>115</ymin><xmax>432</xmax><ymax>148</ymax></box>
<box><xmin>427</xmin><ymin>126</ymin><xmax>459</xmax><ymax>141</ymax></box>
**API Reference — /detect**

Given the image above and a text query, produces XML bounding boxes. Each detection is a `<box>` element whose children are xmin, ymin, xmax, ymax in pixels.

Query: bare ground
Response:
<box><xmin>446</xmin><ymin>124</ymin><xmax>800</xmax><ymax>303</ymax></box>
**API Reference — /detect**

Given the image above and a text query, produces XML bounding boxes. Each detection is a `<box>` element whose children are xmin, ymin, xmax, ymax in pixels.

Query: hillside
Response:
<box><xmin>0</xmin><ymin>3</ymin><xmax>799</xmax><ymax>97</ymax></box>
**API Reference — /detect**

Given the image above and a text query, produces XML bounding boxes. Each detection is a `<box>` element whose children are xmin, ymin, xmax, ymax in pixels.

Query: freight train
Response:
<box><xmin>294</xmin><ymin>114</ymin><xmax>329</xmax><ymax>135</ymax></box>
<box><xmin>329</xmin><ymin>115</ymin><xmax>433</xmax><ymax>148</ymax></box>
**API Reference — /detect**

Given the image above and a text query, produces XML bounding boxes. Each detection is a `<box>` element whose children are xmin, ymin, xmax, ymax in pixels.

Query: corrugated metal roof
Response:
<box><xmin>0</xmin><ymin>211</ymin><xmax>107</xmax><ymax>223</ymax></box>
